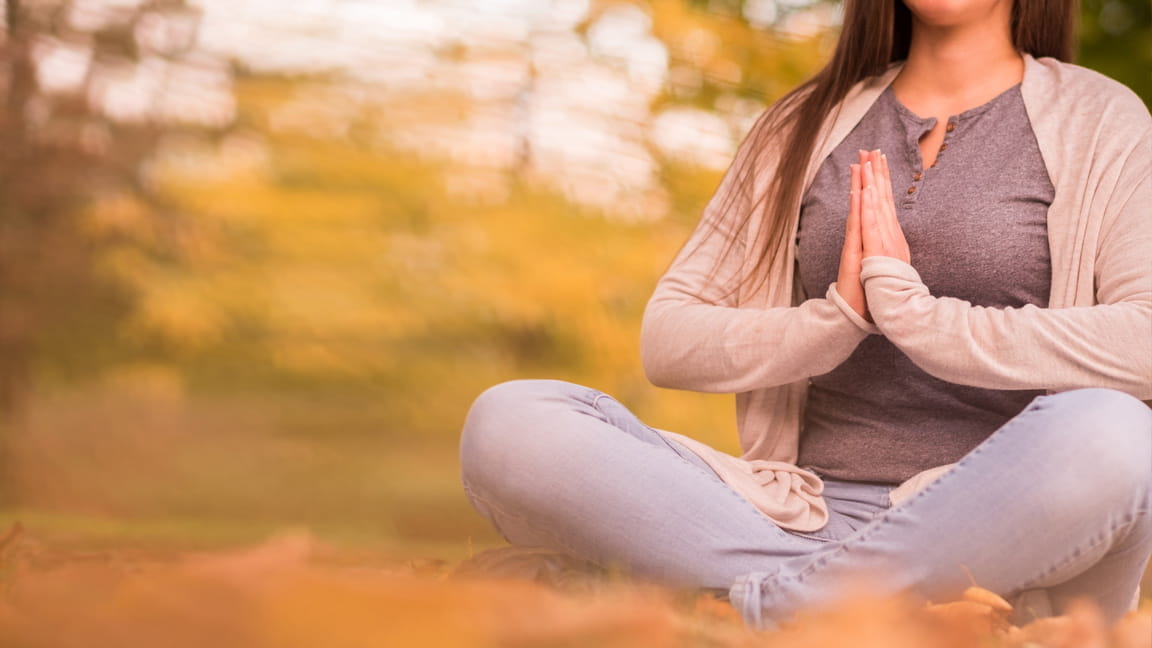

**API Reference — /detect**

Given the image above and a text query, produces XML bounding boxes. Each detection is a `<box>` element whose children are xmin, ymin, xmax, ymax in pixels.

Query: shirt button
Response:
<box><xmin>907</xmin><ymin>186</ymin><xmax>917</xmax><ymax>194</ymax></box>
<box><xmin>913</xmin><ymin>172</ymin><xmax>923</xmax><ymax>181</ymax></box>
<box><xmin>946</xmin><ymin>122</ymin><xmax>956</xmax><ymax>132</ymax></box>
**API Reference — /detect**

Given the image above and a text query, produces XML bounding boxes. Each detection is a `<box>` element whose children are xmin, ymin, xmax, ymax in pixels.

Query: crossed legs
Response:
<box><xmin>459</xmin><ymin>380</ymin><xmax>1152</xmax><ymax>627</ymax></box>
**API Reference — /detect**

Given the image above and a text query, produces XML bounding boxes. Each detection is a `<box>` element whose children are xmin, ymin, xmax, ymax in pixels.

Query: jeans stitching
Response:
<box><xmin>736</xmin><ymin>392</ymin><xmax>1147</xmax><ymax>620</ymax></box>
<box><xmin>475</xmin><ymin>387</ymin><xmax>820</xmax><ymax>563</ymax></box>
<box><xmin>589</xmin><ymin>391</ymin><xmax>808</xmax><ymax>538</ymax></box>
<box><xmin>1016</xmin><ymin>508</ymin><xmax>1150</xmax><ymax>592</ymax></box>
<box><xmin>874</xmin><ymin>394</ymin><xmax>1052</xmax><ymax>513</ymax></box>
<box><xmin>590</xmin><ymin>391</ymin><xmax>612</xmax><ymax>411</ymax></box>
<box><xmin>462</xmin><ymin>479</ymin><xmax>593</xmax><ymax>560</ymax></box>
<box><xmin>738</xmin><ymin>394</ymin><xmax>1058</xmax><ymax>602</ymax></box>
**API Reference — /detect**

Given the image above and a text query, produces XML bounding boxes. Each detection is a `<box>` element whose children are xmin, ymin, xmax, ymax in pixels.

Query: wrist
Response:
<box><xmin>828</xmin><ymin>282</ymin><xmax>881</xmax><ymax>335</ymax></box>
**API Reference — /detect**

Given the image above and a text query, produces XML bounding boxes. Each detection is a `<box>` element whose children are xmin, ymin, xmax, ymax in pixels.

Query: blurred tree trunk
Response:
<box><xmin>0</xmin><ymin>0</ymin><xmax>41</xmax><ymax>486</ymax></box>
<box><xmin>0</xmin><ymin>0</ymin><xmax>230</xmax><ymax>502</ymax></box>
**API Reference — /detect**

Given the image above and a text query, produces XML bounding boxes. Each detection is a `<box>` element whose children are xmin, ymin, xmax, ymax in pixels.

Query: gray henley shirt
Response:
<box><xmin>795</xmin><ymin>81</ymin><xmax>1055</xmax><ymax>484</ymax></box>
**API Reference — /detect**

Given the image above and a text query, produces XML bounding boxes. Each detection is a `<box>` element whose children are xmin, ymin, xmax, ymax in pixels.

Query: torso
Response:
<box><xmin>794</xmin><ymin>81</ymin><xmax>1055</xmax><ymax>484</ymax></box>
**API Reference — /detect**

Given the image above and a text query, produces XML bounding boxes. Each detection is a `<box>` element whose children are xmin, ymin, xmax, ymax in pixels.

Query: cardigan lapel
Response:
<box><xmin>1019</xmin><ymin>54</ymin><xmax>1084</xmax><ymax>310</ymax></box>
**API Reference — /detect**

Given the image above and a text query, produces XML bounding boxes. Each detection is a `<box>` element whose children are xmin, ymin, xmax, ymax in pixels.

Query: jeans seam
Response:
<box><xmin>475</xmin><ymin>389</ymin><xmax>818</xmax><ymax>561</ymax></box>
<box><xmin>590</xmin><ymin>392</ymin><xmax>612</xmax><ymax>411</ymax></box>
<box><xmin>590</xmin><ymin>392</ymin><xmax>800</xmax><ymax>535</ymax></box>
<box><xmin>462</xmin><ymin>479</ymin><xmax>591</xmax><ymax>560</ymax></box>
<box><xmin>1016</xmin><ymin>507</ymin><xmax>1150</xmax><ymax>592</ymax></box>
<box><xmin>873</xmin><ymin>394</ymin><xmax>1052</xmax><ymax>514</ymax></box>
<box><xmin>594</xmin><ymin>392</ymin><xmax>847</xmax><ymax>541</ymax></box>
<box><xmin>737</xmin><ymin>394</ymin><xmax>1057</xmax><ymax>600</ymax></box>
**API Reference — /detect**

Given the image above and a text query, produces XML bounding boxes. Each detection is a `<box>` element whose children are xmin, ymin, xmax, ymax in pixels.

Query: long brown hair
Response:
<box><xmin>702</xmin><ymin>0</ymin><xmax>1078</xmax><ymax>299</ymax></box>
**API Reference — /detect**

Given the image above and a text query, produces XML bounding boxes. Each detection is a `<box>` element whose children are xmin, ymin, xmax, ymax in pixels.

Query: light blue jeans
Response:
<box><xmin>458</xmin><ymin>379</ymin><xmax>1152</xmax><ymax>628</ymax></box>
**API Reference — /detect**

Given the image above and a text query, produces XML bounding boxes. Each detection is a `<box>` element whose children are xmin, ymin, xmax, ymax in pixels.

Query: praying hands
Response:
<box><xmin>836</xmin><ymin>148</ymin><xmax>911</xmax><ymax>322</ymax></box>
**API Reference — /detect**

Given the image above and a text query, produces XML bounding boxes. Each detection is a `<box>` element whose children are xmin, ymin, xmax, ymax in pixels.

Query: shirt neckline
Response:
<box><xmin>885</xmin><ymin>81</ymin><xmax>1023</xmax><ymax>127</ymax></box>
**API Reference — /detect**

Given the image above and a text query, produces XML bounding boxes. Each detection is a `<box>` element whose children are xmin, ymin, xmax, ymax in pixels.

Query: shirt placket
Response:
<box><xmin>901</xmin><ymin>116</ymin><xmax>934</xmax><ymax>210</ymax></box>
<box><xmin>901</xmin><ymin>115</ymin><xmax>960</xmax><ymax>210</ymax></box>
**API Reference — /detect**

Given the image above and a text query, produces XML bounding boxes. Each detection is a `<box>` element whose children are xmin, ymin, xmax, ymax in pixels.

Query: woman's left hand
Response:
<box><xmin>859</xmin><ymin>150</ymin><xmax>911</xmax><ymax>264</ymax></box>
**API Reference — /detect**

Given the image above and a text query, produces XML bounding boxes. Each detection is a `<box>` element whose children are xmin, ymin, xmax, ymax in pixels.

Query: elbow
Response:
<box><xmin>639</xmin><ymin>299</ymin><xmax>732</xmax><ymax>392</ymax></box>
<box><xmin>641</xmin><ymin>346</ymin><xmax>678</xmax><ymax>389</ymax></box>
<box><xmin>639</xmin><ymin>323</ymin><xmax>673</xmax><ymax>388</ymax></box>
<box><xmin>639</xmin><ymin>309</ymin><xmax>682</xmax><ymax>389</ymax></box>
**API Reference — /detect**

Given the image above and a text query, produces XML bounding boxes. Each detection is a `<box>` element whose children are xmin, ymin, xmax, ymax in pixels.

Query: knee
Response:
<box><xmin>1027</xmin><ymin>388</ymin><xmax>1151</xmax><ymax>506</ymax></box>
<box><xmin>1046</xmin><ymin>388</ymin><xmax>1151</xmax><ymax>475</ymax></box>
<box><xmin>459</xmin><ymin>379</ymin><xmax>582</xmax><ymax>491</ymax></box>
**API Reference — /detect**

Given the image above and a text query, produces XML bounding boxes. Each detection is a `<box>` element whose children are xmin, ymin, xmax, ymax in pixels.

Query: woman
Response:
<box><xmin>459</xmin><ymin>0</ymin><xmax>1152</xmax><ymax>629</ymax></box>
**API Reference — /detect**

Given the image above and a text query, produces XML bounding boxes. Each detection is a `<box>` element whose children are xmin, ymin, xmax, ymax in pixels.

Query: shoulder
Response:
<box><xmin>1024</xmin><ymin>55</ymin><xmax>1151</xmax><ymax>132</ymax></box>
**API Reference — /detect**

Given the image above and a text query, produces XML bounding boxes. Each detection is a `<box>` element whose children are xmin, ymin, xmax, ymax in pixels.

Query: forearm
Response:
<box><xmin>641</xmin><ymin>283</ymin><xmax>873</xmax><ymax>393</ymax></box>
<box><xmin>861</xmin><ymin>256</ymin><xmax>1152</xmax><ymax>397</ymax></box>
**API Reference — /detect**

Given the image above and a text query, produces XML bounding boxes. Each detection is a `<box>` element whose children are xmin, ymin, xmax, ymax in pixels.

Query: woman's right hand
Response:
<box><xmin>836</xmin><ymin>150</ymin><xmax>870</xmax><ymax>322</ymax></box>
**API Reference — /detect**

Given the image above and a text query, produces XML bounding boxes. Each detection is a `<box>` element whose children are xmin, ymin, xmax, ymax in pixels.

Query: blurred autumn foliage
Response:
<box><xmin>0</xmin><ymin>0</ymin><xmax>1149</xmax><ymax>642</ymax></box>
<box><xmin>2</xmin><ymin>0</ymin><xmax>841</xmax><ymax>546</ymax></box>
<box><xmin>0</xmin><ymin>530</ymin><xmax>1149</xmax><ymax>648</ymax></box>
<box><xmin>0</xmin><ymin>0</ymin><xmax>230</xmax><ymax>494</ymax></box>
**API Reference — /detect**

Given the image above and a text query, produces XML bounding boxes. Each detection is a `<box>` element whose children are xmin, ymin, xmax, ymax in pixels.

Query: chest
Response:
<box><xmin>796</xmin><ymin>86</ymin><xmax>1055</xmax><ymax>308</ymax></box>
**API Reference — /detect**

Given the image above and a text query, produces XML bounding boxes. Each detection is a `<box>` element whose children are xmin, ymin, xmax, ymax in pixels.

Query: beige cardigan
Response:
<box><xmin>640</xmin><ymin>54</ymin><xmax>1152</xmax><ymax>532</ymax></box>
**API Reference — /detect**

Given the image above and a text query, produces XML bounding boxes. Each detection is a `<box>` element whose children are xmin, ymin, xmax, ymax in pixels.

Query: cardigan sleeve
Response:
<box><xmin>640</xmin><ymin>113</ymin><xmax>873</xmax><ymax>394</ymax></box>
<box><xmin>859</xmin><ymin>123</ymin><xmax>1152</xmax><ymax>398</ymax></box>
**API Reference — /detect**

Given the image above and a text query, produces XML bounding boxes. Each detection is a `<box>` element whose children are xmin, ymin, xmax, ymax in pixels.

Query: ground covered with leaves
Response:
<box><xmin>0</xmin><ymin>526</ymin><xmax>1148</xmax><ymax>648</ymax></box>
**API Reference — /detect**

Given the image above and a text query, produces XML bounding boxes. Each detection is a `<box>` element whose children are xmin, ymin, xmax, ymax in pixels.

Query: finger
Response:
<box><xmin>849</xmin><ymin>164</ymin><xmax>861</xmax><ymax>209</ymax></box>
<box><xmin>867</xmin><ymin>149</ymin><xmax>885</xmax><ymax>202</ymax></box>
<box><xmin>846</xmin><ymin>163</ymin><xmax>862</xmax><ymax>254</ymax></box>
<box><xmin>874</xmin><ymin>151</ymin><xmax>900</xmax><ymax>243</ymax></box>
<box><xmin>869</xmin><ymin>150</ymin><xmax>901</xmax><ymax>249</ymax></box>
<box><xmin>879</xmin><ymin>152</ymin><xmax>896</xmax><ymax>215</ymax></box>
<box><xmin>862</xmin><ymin>160</ymin><xmax>888</xmax><ymax>252</ymax></box>
<box><xmin>861</xmin><ymin>184</ymin><xmax>883</xmax><ymax>258</ymax></box>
